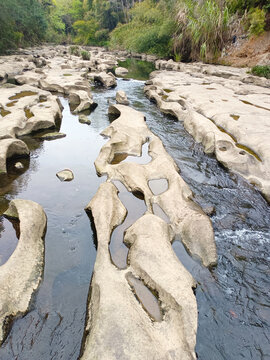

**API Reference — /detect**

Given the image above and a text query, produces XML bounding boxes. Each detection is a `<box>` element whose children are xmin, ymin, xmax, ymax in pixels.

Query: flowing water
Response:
<box><xmin>0</xmin><ymin>67</ymin><xmax>269</xmax><ymax>359</ymax></box>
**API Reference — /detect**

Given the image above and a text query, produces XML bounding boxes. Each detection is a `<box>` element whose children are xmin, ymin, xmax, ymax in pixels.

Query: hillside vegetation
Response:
<box><xmin>0</xmin><ymin>0</ymin><xmax>269</xmax><ymax>61</ymax></box>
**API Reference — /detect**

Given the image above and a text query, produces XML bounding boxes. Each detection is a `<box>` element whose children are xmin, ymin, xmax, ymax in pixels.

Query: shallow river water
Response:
<box><xmin>0</xmin><ymin>71</ymin><xmax>269</xmax><ymax>359</ymax></box>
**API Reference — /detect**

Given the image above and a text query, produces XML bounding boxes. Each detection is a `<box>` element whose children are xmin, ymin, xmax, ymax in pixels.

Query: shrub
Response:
<box><xmin>69</xmin><ymin>45</ymin><xmax>80</xmax><ymax>56</ymax></box>
<box><xmin>81</xmin><ymin>50</ymin><xmax>90</xmax><ymax>60</ymax></box>
<box><xmin>247</xmin><ymin>8</ymin><xmax>266</xmax><ymax>36</ymax></box>
<box><xmin>251</xmin><ymin>65</ymin><xmax>270</xmax><ymax>78</ymax></box>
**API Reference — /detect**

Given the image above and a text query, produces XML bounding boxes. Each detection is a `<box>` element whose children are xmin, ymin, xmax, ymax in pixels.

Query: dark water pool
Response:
<box><xmin>0</xmin><ymin>74</ymin><xmax>269</xmax><ymax>360</ymax></box>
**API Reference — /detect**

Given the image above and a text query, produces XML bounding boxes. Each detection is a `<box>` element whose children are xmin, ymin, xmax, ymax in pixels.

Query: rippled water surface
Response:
<box><xmin>0</xmin><ymin>72</ymin><xmax>269</xmax><ymax>359</ymax></box>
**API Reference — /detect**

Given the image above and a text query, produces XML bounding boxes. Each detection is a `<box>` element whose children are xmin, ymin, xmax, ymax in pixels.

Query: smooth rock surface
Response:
<box><xmin>0</xmin><ymin>139</ymin><xmax>29</xmax><ymax>174</ymax></box>
<box><xmin>0</xmin><ymin>199</ymin><xmax>46</xmax><ymax>345</ymax></box>
<box><xmin>56</xmin><ymin>169</ymin><xmax>74</xmax><ymax>182</ymax></box>
<box><xmin>115</xmin><ymin>67</ymin><xmax>129</xmax><ymax>76</ymax></box>
<box><xmin>78</xmin><ymin>114</ymin><xmax>91</xmax><ymax>125</ymax></box>
<box><xmin>95</xmin><ymin>105</ymin><xmax>217</xmax><ymax>267</ymax></box>
<box><xmin>116</xmin><ymin>90</ymin><xmax>129</xmax><ymax>105</ymax></box>
<box><xmin>82</xmin><ymin>183</ymin><xmax>197</xmax><ymax>360</ymax></box>
<box><xmin>145</xmin><ymin>68</ymin><xmax>270</xmax><ymax>202</ymax></box>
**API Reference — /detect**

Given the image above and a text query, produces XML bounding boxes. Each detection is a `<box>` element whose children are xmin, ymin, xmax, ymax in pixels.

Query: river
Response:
<box><xmin>0</xmin><ymin>65</ymin><xmax>269</xmax><ymax>359</ymax></box>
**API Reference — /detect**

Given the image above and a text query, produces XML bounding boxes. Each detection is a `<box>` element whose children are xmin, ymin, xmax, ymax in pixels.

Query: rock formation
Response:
<box><xmin>0</xmin><ymin>200</ymin><xmax>47</xmax><ymax>345</ymax></box>
<box><xmin>145</xmin><ymin>66</ymin><xmax>270</xmax><ymax>202</ymax></box>
<box><xmin>80</xmin><ymin>105</ymin><xmax>217</xmax><ymax>359</ymax></box>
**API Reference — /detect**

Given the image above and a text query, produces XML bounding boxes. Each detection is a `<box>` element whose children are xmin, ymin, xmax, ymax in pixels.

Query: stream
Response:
<box><xmin>0</xmin><ymin>65</ymin><xmax>269</xmax><ymax>359</ymax></box>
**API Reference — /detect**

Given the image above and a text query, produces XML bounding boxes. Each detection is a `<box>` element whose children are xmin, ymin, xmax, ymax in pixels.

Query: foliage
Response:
<box><xmin>226</xmin><ymin>0</ymin><xmax>269</xmax><ymax>13</ymax></box>
<box><xmin>69</xmin><ymin>45</ymin><xmax>80</xmax><ymax>56</ymax></box>
<box><xmin>0</xmin><ymin>0</ymin><xmax>47</xmax><ymax>53</ymax></box>
<box><xmin>174</xmin><ymin>0</ymin><xmax>231</xmax><ymax>61</ymax></box>
<box><xmin>110</xmin><ymin>0</ymin><xmax>176</xmax><ymax>57</ymax></box>
<box><xmin>81</xmin><ymin>50</ymin><xmax>90</xmax><ymax>60</ymax></box>
<box><xmin>251</xmin><ymin>65</ymin><xmax>270</xmax><ymax>78</ymax></box>
<box><xmin>247</xmin><ymin>8</ymin><xmax>266</xmax><ymax>36</ymax></box>
<box><xmin>117</xmin><ymin>58</ymin><xmax>156</xmax><ymax>80</ymax></box>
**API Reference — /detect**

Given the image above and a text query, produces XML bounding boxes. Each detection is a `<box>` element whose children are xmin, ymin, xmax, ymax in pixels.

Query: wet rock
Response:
<box><xmin>116</xmin><ymin>90</ymin><xmax>129</xmax><ymax>105</ymax></box>
<box><xmin>94</xmin><ymin>72</ymin><xmax>117</xmax><ymax>88</ymax></box>
<box><xmin>14</xmin><ymin>162</ymin><xmax>24</xmax><ymax>170</ymax></box>
<box><xmin>79</xmin><ymin>114</ymin><xmax>91</xmax><ymax>125</ymax></box>
<box><xmin>145</xmin><ymin>68</ymin><xmax>270</xmax><ymax>202</ymax></box>
<box><xmin>82</xmin><ymin>183</ymin><xmax>197</xmax><ymax>360</ymax></box>
<box><xmin>96</xmin><ymin>105</ymin><xmax>217</xmax><ymax>268</ymax></box>
<box><xmin>80</xmin><ymin>103</ymin><xmax>218</xmax><ymax>358</ymax></box>
<box><xmin>115</xmin><ymin>67</ymin><xmax>129</xmax><ymax>76</ymax></box>
<box><xmin>0</xmin><ymin>84</ymin><xmax>63</xmax><ymax>139</ymax></box>
<box><xmin>56</xmin><ymin>169</ymin><xmax>74</xmax><ymax>182</ymax></box>
<box><xmin>0</xmin><ymin>200</ymin><xmax>46</xmax><ymax>345</ymax></box>
<box><xmin>0</xmin><ymin>139</ymin><xmax>29</xmax><ymax>174</ymax></box>
<box><xmin>203</xmin><ymin>205</ymin><xmax>216</xmax><ymax>216</ymax></box>
<box><xmin>69</xmin><ymin>91</ymin><xmax>97</xmax><ymax>113</ymax></box>
<box><xmin>36</xmin><ymin>132</ymin><xmax>66</xmax><ymax>140</ymax></box>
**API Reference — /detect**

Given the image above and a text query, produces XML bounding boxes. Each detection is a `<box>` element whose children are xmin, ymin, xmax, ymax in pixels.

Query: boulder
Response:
<box><xmin>79</xmin><ymin>114</ymin><xmax>91</xmax><ymax>125</ymax></box>
<box><xmin>0</xmin><ymin>139</ymin><xmax>29</xmax><ymax>174</ymax></box>
<box><xmin>116</xmin><ymin>90</ymin><xmax>129</xmax><ymax>105</ymax></box>
<box><xmin>56</xmin><ymin>169</ymin><xmax>74</xmax><ymax>182</ymax></box>
<box><xmin>115</xmin><ymin>67</ymin><xmax>129</xmax><ymax>76</ymax></box>
<box><xmin>94</xmin><ymin>72</ymin><xmax>117</xmax><ymax>88</ymax></box>
<box><xmin>68</xmin><ymin>90</ymin><xmax>97</xmax><ymax>113</ymax></box>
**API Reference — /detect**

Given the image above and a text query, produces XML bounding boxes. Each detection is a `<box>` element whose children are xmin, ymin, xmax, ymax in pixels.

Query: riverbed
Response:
<box><xmin>0</xmin><ymin>67</ymin><xmax>269</xmax><ymax>359</ymax></box>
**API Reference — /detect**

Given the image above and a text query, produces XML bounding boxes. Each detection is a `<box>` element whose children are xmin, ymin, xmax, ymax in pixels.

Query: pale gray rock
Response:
<box><xmin>0</xmin><ymin>200</ymin><xmax>46</xmax><ymax>345</ymax></box>
<box><xmin>94</xmin><ymin>72</ymin><xmax>117</xmax><ymax>88</ymax></box>
<box><xmin>145</xmin><ymin>69</ymin><xmax>270</xmax><ymax>202</ymax></box>
<box><xmin>115</xmin><ymin>67</ymin><xmax>129</xmax><ymax>76</ymax></box>
<box><xmin>95</xmin><ymin>105</ymin><xmax>217</xmax><ymax>267</ymax></box>
<box><xmin>82</xmin><ymin>183</ymin><xmax>197</xmax><ymax>360</ymax></box>
<box><xmin>14</xmin><ymin>162</ymin><xmax>24</xmax><ymax>170</ymax></box>
<box><xmin>36</xmin><ymin>132</ymin><xmax>66</xmax><ymax>140</ymax></box>
<box><xmin>69</xmin><ymin>91</ymin><xmax>96</xmax><ymax>113</ymax></box>
<box><xmin>116</xmin><ymin>90</ymin><xmax>129</xmax><ymax>105</ymax></box>
<box><xmin>0</xmin><ymin>139</ymin><xmax>29</xmax><ymax>174</ymax></box>
<box><xmin>56</xmin><ymin>169</ymin><xmax>74</xmax><ymax>181</ymax></box>
<box><xmin>0</xmin><ymin>84</ymin><xmax>62</xmax><ymax>139</ymax></box>
<box><xmin>79</xmin><ymin>114</ymin><xmax>91</xmax><ymax>125</ymax></box>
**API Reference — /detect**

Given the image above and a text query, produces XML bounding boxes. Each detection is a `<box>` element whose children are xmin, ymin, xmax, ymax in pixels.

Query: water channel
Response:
<box><xmin>0</xmin><ymin>63</ymin><xmax>269</xmax><ymax>359</ymax></box>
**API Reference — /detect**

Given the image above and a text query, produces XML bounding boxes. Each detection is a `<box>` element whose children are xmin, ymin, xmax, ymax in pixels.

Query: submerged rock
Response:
<box><xmin>36</xmin><ymin>132</ymin><xmax>66</xmax><ymax>140</ymax></box>
<box><xmin>116</xmin><ymin>90</ymin><xmax>129</xmax><ymax>105</ymax></box>
<box><xmin>79</xmin><ymin>114</ymin><xmax>91</xmax><ymax>125</ymax></box>
<box><xmin>56</xmin><ymin>169</ymin><xmax>74</xmax><ymax>182</ymax></box>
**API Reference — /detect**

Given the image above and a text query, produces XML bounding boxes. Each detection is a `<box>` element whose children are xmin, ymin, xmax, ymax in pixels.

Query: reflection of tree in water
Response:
<box><xmin>0</xmin><ymin>138</ymin><xmax>45</xmax><ymax>212</ymax></box>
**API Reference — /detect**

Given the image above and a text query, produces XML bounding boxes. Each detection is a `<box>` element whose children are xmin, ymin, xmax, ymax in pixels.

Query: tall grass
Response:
<box><xmin>174</xmin><ymin>0</ymin><xmax>231</xmax><ymax>61</ymax></box>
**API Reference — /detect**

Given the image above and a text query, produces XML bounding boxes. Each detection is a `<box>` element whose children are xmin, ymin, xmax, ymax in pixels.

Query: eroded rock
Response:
<box><xmin>82</xmin><ymin>183</ymin><xmax>197</xmax><ymax>360</ymax></box>
<box><xmin>145</xmin><ymin>69</ymin><xmax>270</xmax><ymax>202</ymax></box>
<box><xmin>0</xmin><ymin>199</ymin><xmax>46</xmax><ymax>345</ymax></box>
<box><xmin>0</xmin><ymin>139</ymin><xmax>29</xmax><ymax>174</ymax></box>
<box><xmin>80</xmin><ymin>104</ymin><xmax>217</xmax><ymax>359</ymax></box>
<box><xmin>56</xmin><ymin>169</ymin><xmax>74</xmax><ymax>182</ymax></box>
<box><xmin>116</xmin><ymin>90</ymin><xmax>129</xmax><ymax>105</ymax></box>
<box><xmin>93</xmin><ymin>72</ymin><xmax>117</xmax><ymax>88</ymax></box>
<box><xmin>0</xmin><ymin>84</ymin><xmax>62</xmax><ymax>138</ymax></box>
<box><xmin>95</xmin><ymin>105</ymin><xmax>217</xmax><ymax>267</ymax></box>
<box><xmin>115</xmin><ymin>67</ymin><xmax>129</xmax><ymax>76</ymax></box>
